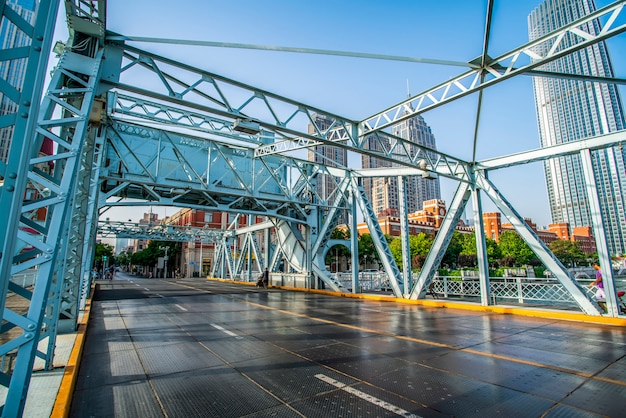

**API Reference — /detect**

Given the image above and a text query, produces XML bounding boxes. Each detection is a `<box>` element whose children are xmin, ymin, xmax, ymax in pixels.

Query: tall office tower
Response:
<box><xmin>307</xmin><ymin>114</ymin><xmax>348</xmax><ymax>219</ymax></box>
<box><xmin>363</xmin><ymin>112</ymin><xmax>441</xmax><ymax>217</ymax></box>
<box><xmin>0</xmin><ymin>0</ymin><xmax>37</xmax><ymax>162</ymax></box>
<box><xmin>529</xmin><ymin>0</ymin><xmax>626</xmax><ymax>255</ymax></box>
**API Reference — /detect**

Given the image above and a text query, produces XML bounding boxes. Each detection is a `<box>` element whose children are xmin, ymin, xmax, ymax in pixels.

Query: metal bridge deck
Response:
<box><xmin>68</xmin><ymin>273</ymin><xmax>626</xmax><ymax>417</ymax></box>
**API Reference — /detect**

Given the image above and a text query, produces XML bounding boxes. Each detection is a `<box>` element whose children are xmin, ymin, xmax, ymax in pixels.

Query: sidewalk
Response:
<box><xmin>19</xmin><ymin>285</ymin><xmax>93</xmax><ymax>417</ymax></box>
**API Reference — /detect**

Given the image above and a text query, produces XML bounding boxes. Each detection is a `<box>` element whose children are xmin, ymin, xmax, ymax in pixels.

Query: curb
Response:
<box><xmin>50</xmin><ymin>284</ymin><xmax>96</xmax><ymax>418</ymax></box>
<box><xmin>207</xmin><ymin>277</ymin><xmax>626</xmax><ymax>327</ymax></box>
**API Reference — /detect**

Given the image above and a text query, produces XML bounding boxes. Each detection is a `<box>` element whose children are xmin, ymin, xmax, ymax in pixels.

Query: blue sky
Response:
<box><xmin>51</xmin><ymin>0</ymin><xmax>625</xmax><ymax>229</ymax></box>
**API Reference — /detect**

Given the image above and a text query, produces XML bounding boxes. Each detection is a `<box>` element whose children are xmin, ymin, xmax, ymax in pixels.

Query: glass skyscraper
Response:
<box><xmin>529</xmin><ymin>0</ymin><xmax>626</xmax><ymax>255</ymax></box>
<box><xmin>0</xmin><ymin>0</ymin><xmax>37</xmax><ymax>162</ymax></box>
<box><xmin>307</xmin><ymin>114</ymin><xmax>349</xmax><ymax>220</ymax></box>
<box><xmin>363</xmin><ymin>112</ymin><xmax>441</xmax><ymax>217</ymax></box>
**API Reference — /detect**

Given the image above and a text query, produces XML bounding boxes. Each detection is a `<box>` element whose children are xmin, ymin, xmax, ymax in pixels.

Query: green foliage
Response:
<box><xmin>548</xmin><ymin>239</ymin><xmax>586</xmax><ymax>267</ymax></box>
<box><xmin>94</xmin><ymin>243</ymin><xmax>114</xmax><ymax>266</ymax></box>
<box><xmin>389</xmin><ymin>237</ymin><xmax>403</xmax><ymax>268</ymax></box>
<box><xmin>486</xmin><ymin>238</ymin><xmax>501</xmax><ymax>266</ymax></box>
<box><xmin>498</xmin><ymin>230</ymin><xmax>538</xmax><ymax>265</ymax></box>
<box><xmin>460</xmin><ymin>233</ymin><xmax>476</xmax><ymax>255</ymax></box>
<box><xmin>441</xmin><ymin>231</ymin><xmax>464</xmax><ymax>268</ymax></box>
<box><xmin>389</xmin><ymin>233</ymin><xmax>434</xmax><ymax>270</ymax></box>
<box><xmin>129</xmin><ymin>241</ymin><xmax>179</xmax><ymax>273</ymax></box>
<box><xmin>358</xmin><ymin>233</ymin><xmax>380</xmax><ymax>267</ymax></box>
<box><xmin>326</xmin><ymin>228</ymin><xmax>350</xmax><ymax>268</ymax></box>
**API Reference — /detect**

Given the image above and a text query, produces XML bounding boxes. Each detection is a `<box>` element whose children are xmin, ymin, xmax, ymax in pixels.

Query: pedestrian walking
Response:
<box><xmin>262</xmin><ymin>267</ymin><xmax>269</xmax><ymax>289</ymax></box>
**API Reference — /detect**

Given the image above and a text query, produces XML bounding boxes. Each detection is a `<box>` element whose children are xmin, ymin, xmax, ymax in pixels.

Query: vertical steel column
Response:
<box><xmin>397</xmin><ymin>175</ymin><xmax>411</xmax><ymax>297</ymax></box>
<box><xmin>580</xmin><ymin>149</ymin><xmax>619</xmax><ymax>316</ymax></box>
<box><xmin>349</xmin><ymin>189</ymin><xmax>359</xmax><ymax>293</ymax></box>
<box><xmin>471</xmin><ymin>172</ymin><xmax>491</xmax><ymax>306</ymax></box>
<box><xmin>351</xmin><ymin>176</ymin><xmax>403</xmax><ymax>297</ymax></box>
<box><xmin>57</xmin><ymin>124</ymin><xmax>100</xmax><ymax>333</ymax></box>
<box><xmin>79</xmin><ymin>130</ymin><xmax>106</xmax><ymax>308</ymax></box>
<box><xmin>0</xmin><ymin>1</ymin><xmax>59</xmax><ymax>415</ymax></box>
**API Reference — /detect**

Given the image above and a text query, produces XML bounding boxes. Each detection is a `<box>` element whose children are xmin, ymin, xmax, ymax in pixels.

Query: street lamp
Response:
<box><xmin>160</xmin><ymin>246</ymin><xmax>169</xmax><ymax>278</ymax></box>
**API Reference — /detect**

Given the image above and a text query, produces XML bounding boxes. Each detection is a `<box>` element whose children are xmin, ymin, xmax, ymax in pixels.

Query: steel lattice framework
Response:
<box><xmin>1</xmin><ymin>0</ymin><xmax>626</xmax><ymax>415</ymax></box>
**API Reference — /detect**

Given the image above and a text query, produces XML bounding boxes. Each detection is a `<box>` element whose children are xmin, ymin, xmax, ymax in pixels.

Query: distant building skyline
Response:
<box><xmin>363</xmin><ymin>111</ymin><xmax>442</xmax><ymax>217</ymax></box>
<box><xmin>307</xmin><ymin>114</ymin><xmax>348</xmax><ymax>222</ymax></box>
<box><xmin>529</xmin><ymin>0</ymin><xmax>626</xmax><ymax>255</ymax></box>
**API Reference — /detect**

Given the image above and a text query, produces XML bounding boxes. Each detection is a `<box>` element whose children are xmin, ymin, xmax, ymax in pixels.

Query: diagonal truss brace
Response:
<box><xmin>475</xmin><ymin>172</ymin><xmax>602</xmax><ymax>315</ymax></box>
<box><xmin>362</xmin><ymin>1</ymin><xmax>626</xmax><ymax>135</ymax></box>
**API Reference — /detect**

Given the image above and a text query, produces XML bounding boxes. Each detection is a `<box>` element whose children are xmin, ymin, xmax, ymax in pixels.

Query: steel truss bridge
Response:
<box><xmin>1</xmin><ymin>0</ymin><xmax>626</xmax><ymax>415</ymax></box>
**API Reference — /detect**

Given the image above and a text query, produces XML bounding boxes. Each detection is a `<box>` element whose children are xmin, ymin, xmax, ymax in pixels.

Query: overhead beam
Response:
<box><xmin>361</xmin><ymin>1</ymin><xmax>626</xmax><ymax>135</ymax></box>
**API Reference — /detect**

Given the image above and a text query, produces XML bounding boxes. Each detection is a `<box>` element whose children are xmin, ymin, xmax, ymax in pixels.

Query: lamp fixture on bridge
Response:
<box><xmin>418</xmin><ymin>159</ymin><xmax>438</xmax><ymax>180</ymax></box>
<box><xmin>233</xmin><ymin>118</ymin><xmax>261</xmax><ymax>135</ymax></box>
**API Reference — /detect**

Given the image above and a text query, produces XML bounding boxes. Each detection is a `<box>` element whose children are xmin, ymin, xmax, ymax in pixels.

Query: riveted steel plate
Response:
<box><xmin>543</xmin><ymin>404</ymin><xmax>605</xmax><ymax>418</ymax></box>
<box><xmin>298</xmin><ymin>342</ymin><xmax>407</xmax><ymax>380</ymax></box>
<box><xmin>71</xmin><ymin>379</ymin><xmax>163</xmax><ymax>417</ymax></box>
<box><xmin>72</xmin><ymin>277</ymin><xmax>625</xmax><ymax>417</ymax></box>
<box><xmin>289</xmin><ymin>379</ymin><xmax>444</xmax><ymax>418</ymax></box>
<box><xmin>353</xmin><ymin>334</ymin><xmax>452</xmax><ymax>362</ymax></box>
<box><xmin>597</xmin><ymin>356</ymin><xmax>626</xmax><ymax>381</ymax></box>
<box><xmin>136</xmin><ymin>341</ymin><xmax>224</xmax><ymax>376</ymax></box>
<box><xmin>233</xmin><ymin>353</ymin><xmax>356</xmax><ymax>403</ymax></box>
<box><xmin>81</xmin><ymin>329</ymin><xmax>135</xmax><ymax>355</ymax></box>
<box><xmin>471</xmin><ymin>341</ymin><xmax>608</xmax><ymax>375</ymax></box>
<box><xmin>560</xmin><ymin>377</ymin><xmax>626</xmax><ymax>417</ymax></box>
<box><xmin>368</xmin><ymin>363</ymin><xmax>554</xmax><ymax>417</ymax></box>
<box><xmin>424</xmin><ymin>350</ymin><xmax>586</xmax><ymax>400</ymax></box>
<box><xmin>202</xmin><ymin>335</ymin><xmax>282</xmax><ymax>364</ymax></box>
<box><xmin>254</xmin><ymin>326</ymin><xmax>333</xmax><ymax>352</ymax></box>
<box><xmin>150</xmin><ymin>366</ymin><xmax>281</xmax><ymax>418</ymax></box>
<box><xmin>75</xmin><ymin>347</ymin><xmax>146</xmax><ymax>391</ymax></box>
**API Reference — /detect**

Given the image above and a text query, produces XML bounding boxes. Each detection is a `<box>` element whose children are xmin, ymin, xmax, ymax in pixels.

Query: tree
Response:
<box><xmin>116</xmin><ymin>250</ymin><xmax>130</xmax><ymax>269</ymax></box>
<box><xmin>94</xmin><ymin>243</ymin><xmax>114</xmax><ymax>267</ymax></box>
<box><xmin>358</xmin><ymin>233</ymin><xmax>379</xmax><ymax>268</ymax></box>
<box><xmin>460</xmin><ymin>233</ymin><xmax>476</xmax><ymax>255</ymax></box>
<box><xmin>441</xmin><ymin>231</ymin><xmax>464</xmax><ymax>268</ymax></box>
<box><xmin>549</xmin><ymin>239</ymin><xmax>585</xmax><ymax>267</ymax></box>
<box><xmin>498</xmin><ymin>230</ymin><xmax>537</xmax><ymax>266</ymax></box>
<box><xmin>389</xmin><ymin>237</ymin><xmax>404</xmax><ymax>269</ymax></box>
<box><xmin>130</xmin><ymin>241</ymin><xmax>179</xmax><ymax>276</ymax></box>
<box><xmin>486</xmin><ymin>238</ymin><xmax>501</xmax><ymax>267</ymax></box>
<box><xmin>389</xmin><ymin>233</ymin><xmax>434</xmax><ymax>271</ymax></box>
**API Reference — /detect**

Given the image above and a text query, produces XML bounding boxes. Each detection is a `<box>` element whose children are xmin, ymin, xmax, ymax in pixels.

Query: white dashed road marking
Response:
<box><xmin>315</xmin><ymin>374</ymin><xmax>420</xmax><ymax>418</ymax></box>
<box><xmin>210</xmin><ymin>323</ymin><xmax>240</xmax><ymax>338</ymax></box>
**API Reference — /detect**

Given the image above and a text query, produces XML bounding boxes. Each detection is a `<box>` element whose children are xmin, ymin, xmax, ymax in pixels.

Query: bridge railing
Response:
<box><xmin>429</xmin><ymin>276</ymin><xmax>626</xmax><ymax>308</ymax></box>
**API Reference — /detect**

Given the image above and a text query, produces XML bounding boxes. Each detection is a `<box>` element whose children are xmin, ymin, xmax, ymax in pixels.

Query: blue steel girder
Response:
<box><xmin>101</xmin><ymin>43</ymin><xmax>472</xmax><ymax>182</ymax></box>
<box><xmin>410</xmin><ymin>178</ymin><xmax>473</xmax><ymax>300</ymax></box>
<box><xmin>105</xmin><ymin>42</ymin><xmax>359</xmax><ymax>144</ymax></box>
<box><xmin>108</xmin><ymin>92</ymin><xmax>266</xmax><ymax>147</ymax></box>
<box><xmin>350</xmin><ymin>176</ymin><xmax>403</xmax><ymax>297</ymax></box>
<box><xmin>361</xmin><ymin>1</ymin><xmax>626</xmax><ymax>136</ymax></box>
<box><xmin>100</xmin><ymin>118</ymin><xmax>348</xmax><ymax>222</ymax></box>
<box><xmin>475</xmin><ymin>171</ymin><xmax>602</xmax><ymax>315</ymax></box>
<box><xmin>97</xmin><ymin>220</ymin><xmax>227</xmax><ymax>243</ymax></box>
<box><xmin>0</xmin><ymin>27</ymin><xmax>104</xmax><ymax>418</ymax></box>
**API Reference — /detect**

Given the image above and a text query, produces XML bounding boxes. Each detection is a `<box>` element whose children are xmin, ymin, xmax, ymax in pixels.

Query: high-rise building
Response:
<box><xmin>363</xmin><ymin>112</ymin><xmax>441</xmax><ymax>217</ymax></box>
<box><xmin>0</xmin><ymin>0</ymin><xmax>37</xmax><ymax>162</ymax></box>
<box><xmin>529</xmin><ymin>0</ymin><xmax>626</xmax><ymax>255</ymax></box>
<box><xmin>307</xmin><ymin>114</ymin><xmax>348</xmax><ymax>218</ymax></box>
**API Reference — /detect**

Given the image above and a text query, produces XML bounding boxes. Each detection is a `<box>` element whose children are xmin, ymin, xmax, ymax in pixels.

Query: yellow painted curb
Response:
<box><xmin>50</xmin><ymin>284</ymin><xmax>95</xmax><ymax>418</ymax></box>
<box><xmin>207</xmin><ymin>277</ymin><xmax>626</xmax><ymax>327</ymax></box>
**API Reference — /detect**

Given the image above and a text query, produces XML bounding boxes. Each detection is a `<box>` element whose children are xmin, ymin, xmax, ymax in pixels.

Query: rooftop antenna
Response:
<box><xmin>406</xmin><ymin>79</ymin><xmax>411</xmax><ymax>98</ymax></box>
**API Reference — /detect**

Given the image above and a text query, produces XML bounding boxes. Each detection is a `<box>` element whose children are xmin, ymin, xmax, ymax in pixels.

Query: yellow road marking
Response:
<box><xmin>174</xmin><ymin>279</ymin><xmax>626</xmax><ymax>387</ymax></box>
